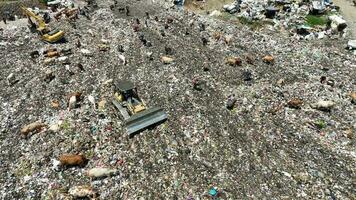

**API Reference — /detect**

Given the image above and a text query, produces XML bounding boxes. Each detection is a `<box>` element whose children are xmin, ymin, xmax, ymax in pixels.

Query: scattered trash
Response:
<box><xmin>329</xmin><ymin>15</ymin><xmax>347</xmax><ymax>32</ymax></box>
<box><xmin>51</xmin><ymin>159</ymin><xmax>61</xmax><ymax>170</ymax></box>
<box><xmin>310</xmin><ymin>1</ymin><xmax>326</xmax><ymax>14</ymax></box>
<box><xmin>202</xmin><ymin>37</ymin><xmax>209</xmax><ymax>46</ymax></box>
<box><xmin>61</xmin><ymin>48</ymin><xmax>72</xmax><ymax>55</ymax></box>
<box><xmin>57</xmin><ymin>56</ymin><xmax>68</xmax><ymax>63</ymax></box>
<box><xmin>88</xmin><ymin>95</ymin><xmax>96</xmax><ymax>109</ymax></box>
<box><xmin>44</xmin><ymin>58</ymin><xmax>56</xmax><ymax>65</ymax></box>
<box><xmin>192</xmin><ymin>78</ymin><xmax>204</xmax><ymax>91</ymax></box>
<box><xmin>118</xmin><ymin>54</ymin><xmax>127</xmax><ymax>65</ymax></box>
<box><xmin>102</xmin><ymin>79</ymin><xmax>113</xmax><ymax>86</ymax></box>
<box><xmin>245</xmin><ymin>54</ymin><xmax>254</xmax><ymax>64</ymax></box>
<box><xmin>212</xmin><ymin>32</ymin><xmax>222</xmax><ymax>41</ymax></box>
<box><xmin>265</xmin><ymin>7</ymin><xmax>279</xmax><ymax>19</ymax></box>
<box><xmin>350</xmin><ymin>92</ymin><xmax>356</xmax><ymax>104</ymax></box>
<box><xmin>51</xmin><ymin>100</ymin><xmax>60</xmax><ymax>108</ymax></box>
<box><xmin>67</xmin><ymin>92</ymin><xmax>82</xmax><ymax>110</ymax></box>
<box><xmin>320</xmin><ymin>76</ymin><xmax>327</xmax><ymax>84</ymax></box>
<box><xmin>347</xmin><ymin>40</ymin><xmax>356</xmax><ymax>50</ymax></box>
<box><xmin>223</xmin><ymin>1</ymin><xmax>240</xmax><ymax>14</ymax></box>
<box><xmin>320</xmin><ymin>76</ymin><xmax>335</xmax><ymax>87</ymax></box>
<box><xmin>209</xmin><ymin>187</ymin><xmax>219</xmax><ymax>198</ymax></box>
<box><xmin>165</xmin><ymin>46</ymin><xmax>173</xmax><ymax>55</ymax></box>
<box><xmin>7</xmin><ymin>73</ymin><xmax>18</xmax><ymax>86</ymax></box>
<box><xmin>217</xmin><ymin>0</ymin><xmax>346</xmax><ymax>40</ymax></box>
<box><xmin>242</xmin><ymin>71</ymin><xmax>253</xmax><ymax>81</ymax></box>
<box><xmin>293</xmin><ymin>172</ymin><xmax>310</xmax><ymax>183</ymax></box>
<box><xmin>49</xmin><ymin>122</ymin><xmax>61</xmax><ymax>132</ymax></box>
<box><xmin>68</xmin><ymin>95</ymin><xmax>77</xmax><ymax>110</ymax></box>
<box><xmin>80</xmin><ymin>49</ymin><xmax>92</xmax><ymax>56</ymax></box>
<box><xmin>98</xmin><ymin>43</ymin><xmax>110</xmax><ymax>51</ymax></box>
<box><xmin>43</xmin><ymin>70</ymin><xmax>55</xmax><ymax>83</ymax></box>
<box><xmin>296</xmin><ymin>25</ymin><xmax>312</xmax><ymax>36</ymax></box>
<box><xmin>30</xmin><ymin>50</ymin><xmax>39</xmax><ymax>58</ymax></box>
<box><xmin>226</xmin><ymin>95</ymin><xmax>236</xmax><ymax>110</ymax></box>
<box><xmin>326</xmin><ymin>79</ymin><xmax>335</xmax><ymax>87</ymax></box>
<box><xmin>98</xmin><ymin>99</ymin><xmax>107</xmax><ymax>110</ymax></box>
<box><xmin>210</xmin><ymin>10</ymin><xmax>222</xmax><ymax>17</ymax></box>
<box><xmin>277</xmin><ymin>78</ymin><xmax>285</xmax><ymax>86</ymax></box>
<box><xmin>173</xmin><ymin>0</ymin><xmax>185</xmax><ymax>7</ymax></box>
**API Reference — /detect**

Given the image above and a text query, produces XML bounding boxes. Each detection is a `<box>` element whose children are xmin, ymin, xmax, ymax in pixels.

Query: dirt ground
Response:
<box><xmin>333</xmin><ymin>0</ymin><xmax>356</xmax><ymax>37</ymax></box>
<box><xmin>0</xmin><ymin>0</ymin><xmax>45</xmax><ymax>19</ymax></box>
<box><xmin>184</xmin><ymin>0</ymin><xmax>234</xmax><ymax>13</ymax></box>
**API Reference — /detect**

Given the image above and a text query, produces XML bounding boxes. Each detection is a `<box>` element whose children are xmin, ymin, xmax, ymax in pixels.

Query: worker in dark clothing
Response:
<box><xmin>226</xmin><ymin>95</ymin><xmax>236</xmax><ymax>110</ymax></box>
<box><xmin>3</xmin><ymin>17</ymin><xmax>6</xmax><ymax>24</ymax></box>
<box><xmin>125</xmin><ymin>6</ymin><xmax>130</xmax><ymax>16</ymax></box>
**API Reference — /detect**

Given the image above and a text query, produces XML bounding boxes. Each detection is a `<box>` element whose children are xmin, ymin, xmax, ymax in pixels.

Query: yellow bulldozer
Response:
<box><xmin>112</xmin><ymin>81</ymin><xmax>167</xmax><ymax>135</ymax></box>
<box><xmin>21</xmin><ymin>6</ymin><xmax>65</xmax><ymax>43</ymax></box>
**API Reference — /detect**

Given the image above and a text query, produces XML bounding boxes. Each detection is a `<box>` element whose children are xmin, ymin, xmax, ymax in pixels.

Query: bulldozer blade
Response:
<box><xmin>125</xmin><ymin>107</ymin><xmax>167</xmax><ymax>135</ymax></box>
<box><xmin>112</xmin><ymin>99</ymin><xmax>130</xmax><ymax>120</ymax></box>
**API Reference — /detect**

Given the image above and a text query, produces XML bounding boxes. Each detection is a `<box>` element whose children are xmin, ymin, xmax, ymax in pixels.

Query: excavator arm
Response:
<box><xmin>21</xmin><ymin>7</ymin><xmax>47</xmax><ymax>32</ymax></box>
<box><xmin>20</xmin><ymin>6</ymin><xmax>65</xmax><ymax>43</ymax></box>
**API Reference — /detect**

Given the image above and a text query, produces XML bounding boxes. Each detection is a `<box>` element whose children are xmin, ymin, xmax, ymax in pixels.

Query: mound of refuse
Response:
<box><xmin>0</xmin><ymin>0</ymin><xmax>355</xmax><ymax>199</ymax></box>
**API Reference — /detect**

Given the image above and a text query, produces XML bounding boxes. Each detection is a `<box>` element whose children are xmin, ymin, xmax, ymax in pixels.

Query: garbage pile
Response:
<box><xmin>222</xmin><ymin>0</ymin><xmax>348</xmax><ymax>39</ymax></box>
<box><xmin>348</xmin><ymin>39</ymin><xmax>356</xmax><ymax>55</ymax></box>
<box><xmin>0</xmin><ymin>0</ymin><xmax>355</xmax><ymax>199</ymax></box>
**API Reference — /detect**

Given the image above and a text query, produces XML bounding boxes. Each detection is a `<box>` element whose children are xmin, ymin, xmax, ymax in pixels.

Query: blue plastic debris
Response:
<box><xmin>173</xmin><ymin>0</ymin><xmax>185</xmax><ymax>7</ymax></box>
<box><xmin>90</xmin><ymin>126</ymin><xmax>97</xmax><ymax>133</ymax></box>
<box><xmin>209</xmin><ymin>188</ymin><xmax>218</xmax><ymax>196</ymax></box>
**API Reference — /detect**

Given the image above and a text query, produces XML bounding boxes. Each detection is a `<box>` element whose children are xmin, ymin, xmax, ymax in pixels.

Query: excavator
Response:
<box><xmin>21</xmin><ymin>6</ymin><xmax>65</xmax><ymax>43</ymax></box>
<box><xmin>112</xmin><ymin>81</ymin><xmax>167</xmax><ymax>136</ymax></box>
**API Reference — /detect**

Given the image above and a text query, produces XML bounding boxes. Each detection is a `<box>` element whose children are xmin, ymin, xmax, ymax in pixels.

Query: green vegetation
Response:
<box><xmin>314</xmin><ymin>119</ymin><xmax>327</xmax><ymax>129</ymax></box>
<box><xmin>85</xmin><ymin>149</ymin><xmax>95</xmax><ymax>159</ymax></box>
<box><xmin>60</xmin><ymin>118</ymin><xmax>73</xmax><ymax>134</ymax></box>
<box><xmin>238</xmin><ymin>17</ymin><xmax>266</xmax><ymax>30</ymax></box>
<box><xmin>39</xmin><ymin>0</ymin><xmax>47</xmax><ymax>4</ymax></box>
<box><xmin>305</xmin><ymin>15</ymin><xmax>328</xmax><ymax>27</ymax></box>
<box><xmin>217</xmin><ymin>12</ymin><xmax>237</xmax><ymax>21</ymax></box>
<box><xmin>15</xmin><ymin>160</ymin><xmax>33</xmax><ymax>178</ymax></box>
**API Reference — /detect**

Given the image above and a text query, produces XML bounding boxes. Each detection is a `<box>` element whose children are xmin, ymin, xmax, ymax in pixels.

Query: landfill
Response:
<box><xmin>0</xmin><ymin>0</ymin><xmax>355</xmax><ymax>199</ymax></box>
